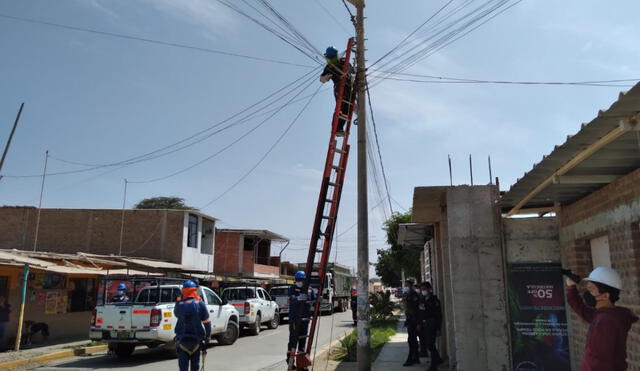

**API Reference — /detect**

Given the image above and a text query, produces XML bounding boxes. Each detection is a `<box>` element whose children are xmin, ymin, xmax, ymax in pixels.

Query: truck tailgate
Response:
<box><xmin>229</xmin><ymin>301</ymin><xmax>246</xmax><ymax>315</ymax></box>
<box><xmin>275</xmin><ymin>296</ymin><xmax>288</xmax><ymax>309</ymax></box>
<box><xmin>98</xmin><ymin>305</ymin><xmax>133</xmax><ymax>331</ymax></box>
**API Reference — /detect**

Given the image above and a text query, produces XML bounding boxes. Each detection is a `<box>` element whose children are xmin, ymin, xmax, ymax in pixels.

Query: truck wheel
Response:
<box><xmin>113</xmin><ymin>343</ymin><xmax>135</xmax><ymax>358</ymax></box>
<box><xmin>249</xmin><ymin>314</ymin><xmax>261</xmax><ymax>336</ymax></box>
<box><xmin>267</xmin><ymin>313</ymin><xmax>279</xmax><ymax>329</ymax></box>
<box><xmin>216</xmin><ymin>321</ymin><xmax>239</xmax><ymax>345</ymax></box>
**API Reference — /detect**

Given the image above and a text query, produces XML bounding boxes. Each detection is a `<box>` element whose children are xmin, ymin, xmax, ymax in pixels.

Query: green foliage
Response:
<box><xmin>376</xmin><ymin>210</ymin><xmax>421</xmax><ymax>287</ymax></box>
<box><xmin>133</xmin><ymin>196</ymin><xmax>196</xmax><ymax>210</ymax></box>
<box><xmin>331</xmin><ymin>318</ymin><xmax>398</xmax><ymax>362</ymax></box>
<box><xmin>369</xmin><ymin>291</ymin><xmax>396</xmax><ymax>321</ymax></box>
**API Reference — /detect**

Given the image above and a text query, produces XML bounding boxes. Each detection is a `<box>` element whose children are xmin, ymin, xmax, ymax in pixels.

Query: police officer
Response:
<box><xmin>112</xmin><ymin>283</ymin><xmax>130</xmax><ymax>302</ymax></box>
<box><xmin>418</xmin><ymin>281</ymin><xmax>442</xmax><ymax>371</ymax></box>
<box><xmin>403</xmin><ymin>278</ymin><xmax>421</xmax><ymax>366</ymax></box>
<box><xmin>174</xmin><ymin>280</ymin><xmax>211</xmax><ymax>371</ymax></box>
<box><xmin>287</xmin><ymin>271</ymin><xmax>315</xmax><ymax>368</ymax></box>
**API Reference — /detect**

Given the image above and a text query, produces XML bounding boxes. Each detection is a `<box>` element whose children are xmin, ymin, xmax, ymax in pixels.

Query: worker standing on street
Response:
<box><xmin>350</xmin><ymin>288</ymin><xmax>357</xmax><ymax>326</ymax></box>
<box><xmin>418</xmin><ymin>281</ymin><xmax>443</xmax><ymax>371</ymax></box>
<box><xmin>287</xmin><ymin>271</ymin><xmax>315</xmax><ymax>368</ymax></box>
<box><xmin>112</xmin><ymin>283</ymin><xmax>130</xmax><ymax>303</ymax></box>
<box><xmin>566</xmin><ymin>267</ymin><xmax>638</xmax><ymax>371</ymax></box>
<box><xmin>319</xmin><ymin>46</ymin><xmax>354</xmax><ymax>136</ymax></box>
<box><xmin>402</xmin><ymin>278</ymin><xmax>421</xmax><ymax>366</ymax></box>
<box><xmin>174</xmin><ymin>280</ymin><xmax>211</xmax><ymax>371</ymax></box>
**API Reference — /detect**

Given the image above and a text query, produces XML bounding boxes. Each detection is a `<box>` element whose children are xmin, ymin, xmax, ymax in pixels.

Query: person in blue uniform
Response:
<box><xmin>319</xmin><ymin>46</ymin><xmax>354</xmax><ymax>136</ymax></box>
<box><xmin>287</xmin><ymin>271</ymin><xmax>316</xmax><ymax>367</ymax></box>
<box><xmin>111</xmin><ymin>283</ymin><xmax>130</xmax><ymax>303</ymax></box>
<box><xmin>174</xmin><ymin>280</ymin><xmax>211</xmax><ymax>371</ymax></box>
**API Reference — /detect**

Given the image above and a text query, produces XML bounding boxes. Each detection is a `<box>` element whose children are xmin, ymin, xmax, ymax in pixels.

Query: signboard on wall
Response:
<box><xmin>508</xmin><ymin>262</ymin><xmax>571</xmax><ymax>371</ymax></box>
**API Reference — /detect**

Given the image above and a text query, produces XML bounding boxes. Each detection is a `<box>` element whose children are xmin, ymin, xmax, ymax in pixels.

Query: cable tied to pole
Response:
<box><xmin>341</xmin><ymin>0</ymin><xmax>357</xmax><ymax>28</ymax></box>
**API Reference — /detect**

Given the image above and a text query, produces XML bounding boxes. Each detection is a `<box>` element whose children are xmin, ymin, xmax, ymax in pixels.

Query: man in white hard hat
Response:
<box><xmin>566</xmin><ymin>266</ymin><xmax>638</xmax><ymax>371</ymax></box>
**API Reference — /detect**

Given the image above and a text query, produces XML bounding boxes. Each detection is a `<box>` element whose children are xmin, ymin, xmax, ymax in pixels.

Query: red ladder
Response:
<box><xmin>297</xmin><ymin>37</ymin><xmax>356</xmax><ymax>368</ymax></box>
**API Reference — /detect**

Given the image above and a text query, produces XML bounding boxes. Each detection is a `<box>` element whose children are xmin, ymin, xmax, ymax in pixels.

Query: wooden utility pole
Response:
<box><xmin>354</xmin><ymin>0</ymin><xmax>371</xmax><ymax>369</ymax></box>
<box><xmin>0</xmin><ymin>103</ymin><xmax>25</xmax><ymax>177</ymax></box>
<box><xmin>33</xmin><ymin>150</ymin><xmax>49</xmax><ymax>252</ymax></box>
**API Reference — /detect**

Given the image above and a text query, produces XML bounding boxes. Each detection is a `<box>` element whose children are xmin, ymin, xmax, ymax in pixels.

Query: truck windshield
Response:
<box><xmin>222</xmin><ymin>288</ymin><xmax>256</xmax><ymax>300</ymax></box>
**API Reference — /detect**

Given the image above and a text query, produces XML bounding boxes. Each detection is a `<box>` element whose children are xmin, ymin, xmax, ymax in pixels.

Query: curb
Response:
<box><xmin>311</xmin><ymin>330</ymin><xmax>349</xmax><ymax>361</ymax></box>
<box><xmin>0</xmin><ymin>345</ymin><xmax>108</xmax><ymax>370</ymax></box>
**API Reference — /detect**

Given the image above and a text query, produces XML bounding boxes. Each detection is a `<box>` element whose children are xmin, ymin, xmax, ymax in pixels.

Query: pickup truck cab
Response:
<box><xmin>90</xmin><ymin>284</ymin><xmax>239</xmax><ymax>358</ymax></box>
<box><xmin>269</xmin><ymin>286</ymin><xmax>290</xmax><ymax>321</ymax></box>
<box><xmin>221</xmin><ymin>286</ymin><xmax>279</xmax><ymax>335</ymax></box>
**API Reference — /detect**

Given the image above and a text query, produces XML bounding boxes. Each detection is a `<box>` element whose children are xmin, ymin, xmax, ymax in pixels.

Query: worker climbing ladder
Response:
<box><xmin>292</xmin><ymin>37</ymin><xmax>357</xmax><ymax>370</ymax></box>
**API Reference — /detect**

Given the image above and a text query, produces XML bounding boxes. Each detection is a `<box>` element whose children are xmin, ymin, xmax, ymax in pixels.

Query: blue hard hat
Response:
<box><xmin>324</xmin><ymin>46</ymin><xmax>338</xmax><ymax>58</ymax></box>
<box><xmin>183</xmin><ymin>280</ymin><xmax>198</xmax><ymax>288</ymax></box>
<box><xmin>294</xmin><ymin>271</ymin><xmax>306</xmax><ymax>280</ymax></box>
<box><xmin>117</xmin><ymin>283</ymin><xmax>127</xmax><ymax>290</ymax></box>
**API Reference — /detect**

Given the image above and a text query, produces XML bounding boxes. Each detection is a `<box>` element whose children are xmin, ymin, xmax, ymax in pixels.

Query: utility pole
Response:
<box><xmin>354</xmin><ymin>0</ymin><xmax>371</xmax><ymax>369</ymax></box>
<box><xmin>33</xmin><ymin>150</ymin><xmax>49</xmax><ymax>252</ymax></box>
<box><xmin>0</xmin><ymin>103</ymin><xmax>25</xmax><ymax>178</ymax></box>
<box><xmin>119</xmin><ymin>179</ymin><xmax>128</xmax><ymax>256</ymax></box>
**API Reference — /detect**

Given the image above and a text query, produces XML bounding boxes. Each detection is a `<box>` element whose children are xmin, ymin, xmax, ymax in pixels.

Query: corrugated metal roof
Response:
<box><xmin>217</xmin><ymin>229</ymin><xmax>289</xmax><ymax>241</ymax></box>
<box><xmin>501</xmin><ymin>82</ymin><xmax>640</xmax><ymax>212</ymax></box>
<box><xmin>0</xmin><ymin>251</ymin><xmax>106</xmax><ymax>275</ymax></box>
<box><xmin>119</xmin><ymin>257</ymin><xmax>207</xmax><ymax>273</ymax></box>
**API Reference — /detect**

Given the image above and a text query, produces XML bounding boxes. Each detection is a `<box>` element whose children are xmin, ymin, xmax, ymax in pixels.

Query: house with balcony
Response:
<box><xmin>214</xmin><ymin>229</ymin><xmax>288</xmax><ymax>279</ymax></box>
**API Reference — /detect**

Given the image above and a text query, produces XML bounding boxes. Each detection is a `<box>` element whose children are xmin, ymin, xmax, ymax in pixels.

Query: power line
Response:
<box><xmin>0</xmin><ymin>12</ymin><xmax>314</xmax><ymax>69</ymax></box>
<box><xmin>128</xmin><ymin>73</ymin><xmax>319</xmax><ymax>184</ymax></box>
<box><xmin>365</xmin><ymin>78</ymin><xmax>394</xmax><ymax>215</ymax></box>
<box><xmin>199</xmin><ymin>83</ymin><xmax>323</xmax><ymax>209</ymax></box>
<box><xmin>312</xmin><ymin>0</ymin><xmax>352</xmax><ymax>36</ymax></box>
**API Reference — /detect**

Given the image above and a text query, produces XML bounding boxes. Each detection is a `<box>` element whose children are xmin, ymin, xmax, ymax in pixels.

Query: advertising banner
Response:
<box><xmin>508</xmin><ymin>262</ymin><xmax>571</xmax><ymax>371</ymax></box>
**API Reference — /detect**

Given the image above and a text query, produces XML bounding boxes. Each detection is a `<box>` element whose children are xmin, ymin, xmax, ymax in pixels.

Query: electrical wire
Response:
<box><xmin>312</xmin><ymin>0</ymin><xmax>352</xmax><ymax>36</ymax></box>
<box><xmin>128</xmin><ymin>73</ymin><xmax>319</xmax><ymax>184</ymax></box>
<box><xmin>0</xmin><ymin>12</ymin><xmax>314</xmax><ymax>69</ymax></box>
<box><xmin>199</xmin><ymin>83</ymin><xmax>323</xmax><ymax>209</ymax></box>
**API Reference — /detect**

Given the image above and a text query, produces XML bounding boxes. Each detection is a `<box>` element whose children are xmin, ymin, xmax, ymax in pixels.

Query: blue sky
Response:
<box><xmin>1</xmin><ymin>0</ymin><xmax>638</xmax><ymax>274</ymax></box>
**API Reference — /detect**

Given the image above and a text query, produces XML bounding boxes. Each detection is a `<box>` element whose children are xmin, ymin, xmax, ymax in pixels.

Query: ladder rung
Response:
<box><xmin>328</xmin><ymin>182</ymin><xmax>338</xmax><ymax>187</ymax></box>
<box><xmin>342</xmin><ymin>100</ymin><xmax>353</xmax><ymax>105</ymax></box>
<box><xmin>334</xmin><ymin>148</ymin><xmax>346</xmax><ymax>154</ymax></box>
<box><xmin>331</xmin><ymin>165</ymin><xmax>343</xmax><ymax>171</ymax></box>
<box><xmin>325</xmin><ymin>199</ymin><xmax>335</xmax><ymax>203</ymax></box>
<box><xmin>338</xmin><ymin>114</ymin><xmax>349</xmax><ymax>120</ymax></box>
<box><xmin>321</xmin><ymin>215</ymin><xmax>334</xmax><ymax>220</ymax></box>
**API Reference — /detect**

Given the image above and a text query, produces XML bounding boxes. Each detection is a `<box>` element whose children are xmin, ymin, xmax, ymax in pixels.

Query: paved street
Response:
<box><xmin>34</xmin><ymin>311</ymin><xmax>355</xmax><ymax>371</ymax></box>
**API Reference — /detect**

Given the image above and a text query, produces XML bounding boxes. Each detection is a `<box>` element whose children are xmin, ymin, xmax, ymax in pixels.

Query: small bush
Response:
<box><xmin>369</xmin><ymin>291</ymin><xmax>396</xmax><ymax>320</ymax></box>
<box><xmin>331</xmin><ymin>318</ymin><xmax>398</xmax><ymax>362</ymax></box>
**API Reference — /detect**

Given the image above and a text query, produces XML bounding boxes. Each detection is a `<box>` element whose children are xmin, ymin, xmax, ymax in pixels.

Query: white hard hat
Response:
<box><xmin>585</xmin><ymin>266</ymin><xmax>622</xmax><ymax>290</ymax></box>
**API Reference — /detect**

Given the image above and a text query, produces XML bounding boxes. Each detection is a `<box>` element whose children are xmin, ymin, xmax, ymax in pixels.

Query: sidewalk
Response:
<box><xmin>0</xmin><ymin>341</ymin><xmax>107</xmax><ymax>369</ymax></box>
<box><xmin>372</xmin><ymin>320</ymin><xmax>447</xmax><ymax>371</ymax></box>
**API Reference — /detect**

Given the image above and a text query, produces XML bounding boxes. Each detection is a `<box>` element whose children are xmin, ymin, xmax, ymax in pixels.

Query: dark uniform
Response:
<box><xmin>350</xmin><ymin>294</ymin><xmax>357</xmax><ymax>326</ymax></box>
<box><xmin>174</xmin><ymin>297</ymin><xmax>211</xmax><ymax>371</ymax></box>
<box><xmin>404</xmin><ymin>288</ymin><xmax>421</xmax><ymax>365</ymax></box>
<box><xmin>320</xmin><ymin>57</ymin><xmax>354</xmax><ymax>133</ymax></box>
<box><xmin>287</xmin><ymin>284</ymin><xmax>315</xmax><ymax>362</ymax></box>
<box><xmin>418</xmin><ymin>293</ymin><xmax>443</xmax><ymax>370</ymax></box>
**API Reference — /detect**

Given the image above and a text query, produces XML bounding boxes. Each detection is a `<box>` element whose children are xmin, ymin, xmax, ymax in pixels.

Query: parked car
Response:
<box><xmin>221</xmin><ymin>286</ymin><xmax>279</xmax><ymax>335</ymax></box>
<box><xmin>269</xmin><ymin>285</ymin><xmax>290</xmax><ymax>321</ymax></box>
<box><xmin>90</xmin><ymin>279</ymin><xmax>239</xmax><ymax>358</ymax></box>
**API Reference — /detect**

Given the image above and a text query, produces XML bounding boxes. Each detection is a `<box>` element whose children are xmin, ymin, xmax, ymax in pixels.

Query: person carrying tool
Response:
<box><xmin>287</xmin><ymin>271</ymin><xmax>316</xmax><ymax>369</ymax></box>
<box><xmin>402</xmin><ymin>278</ymin><xmax>421</xmax><ymax>366</ymax></box>
<box><xmin>566</xmin><ymin>266</ymin><xmax>638</xmax><ymax>371</ymax></box>
<box><xmin>417</xmin><ymin>281</ymin><xmax>443</xmax><ymax>371</ymax></box>
<box><xmin>319</xmin><ymin>46</ymin><xmax>354</xmax><ymax>136</ymax></box>
<box><xmin>174</xmin><ymin>280</ymin><xmax>211</xmax><ymax>371</ymax></box>
<box><xmin>112</xmin><ymin>283</ymin><xmax>130</xmax><ymax>303</ymax></box>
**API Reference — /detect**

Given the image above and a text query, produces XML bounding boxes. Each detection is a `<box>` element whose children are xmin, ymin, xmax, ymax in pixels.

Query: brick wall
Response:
<box><xmin>0</xmin><ymin>207</ymin><xmax>184</xmax><ymax>264</ymax></box>
<box><xmin>214</xmin><ymin>231</ymin><xmax>241</xmax><ymax>275</ymax></box>
<box><xmin>559</xmin><ymin>168</ymin><xmax>640</xmax><ymax>370</ymax></box>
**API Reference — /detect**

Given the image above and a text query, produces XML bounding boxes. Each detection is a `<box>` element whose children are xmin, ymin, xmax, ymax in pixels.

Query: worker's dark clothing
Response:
<box><xmin>174</xmin><ymin>298</ymin><xmax>211</xmax><ymax>371</ymax></box>
<box><xmin>418</xmin><ymin>293</ymin><xmax>442</xmax><ymax>369</ymax></box>
<box><xmin>567</xmin><ymin>286</ymin><xmax>638</xmax><ymax>371</ymax></box>
<box><xmin>111</xmin><ymin>294</ymin><xmax>129</xmax><ymax>303</ymax></box>
<box><xmin>403</xmin><ymin>289</ymin><xmax>421</xmax><ymax>365</ymax></box>
<box><xmin>287</xmin><ymin>285</ymin><xmax>316</xmax><ymax>362</ymax></box>
<box><xmin>320</xmin><ymin>57</ymin><xmax>354</xmax><ymax>133</ymax></box>
<box><xmin>350</xmin><ymin>295</ymin><xmax>357</xmax><ymax>325</ymax></box>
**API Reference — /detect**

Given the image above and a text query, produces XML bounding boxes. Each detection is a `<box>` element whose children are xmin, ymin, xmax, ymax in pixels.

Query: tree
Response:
<box><xmin>133</xmin><ymin>197</ymin><xmax>196</xmax><ymax>210</ymax></box>
<box><xmin>375</xmin><ymin>210</ymin><xmax>422</xmax><ymax>287</ymax></box>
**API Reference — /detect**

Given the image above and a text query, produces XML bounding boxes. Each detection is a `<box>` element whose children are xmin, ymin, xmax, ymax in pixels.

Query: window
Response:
<box><xmin>257</xmin><ymin>289</ymin><xmax>265</xmax><ymax>300</ymax></box>
<box><xmin>69</xmin><ymin>278</ymin><xmax>96</xmax><ymax>312</ymax></box>
<box><xmin>187</xmin><ymin>214</ymin><xmax>198</xmax><ymax>248</ymax></box>
<box><xmin>590</xmin><ymin>235</ymin><xmax>611</xmax><ymax>268</ymax></box>
<box><xmin>262</xmin><ymin>290</ymin><xmax>272</xmax><ymax>301</ymax></box>
<box><xmin>136</xmin><ymin>287</ymin><xmax>181</xmax><ymax>303</ymax></box>
<box><xmin>204</xmin><ymin>289</ymin><xmax>221</xmax><ymax>305</ymax></box>
<box><xmin>269</xmin><ymin>287</ymin><xmax>288</xmax><ymax>297</ymax></box>
<box><xmin>222</xmin><ymin>288</ymin><xmax>256</xmax><ymax>301</ymax></box>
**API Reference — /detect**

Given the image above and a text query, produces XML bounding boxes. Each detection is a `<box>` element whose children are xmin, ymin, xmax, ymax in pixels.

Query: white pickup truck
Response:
<box><xmin>221</xmin><ymin>286</ymin><xmax>279</xmax><ymax>335</ymax></box>
<box><xmin>90</xmin><ymin>284</ymin><xmax>239</xmax><ymax>358</ymax></box>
